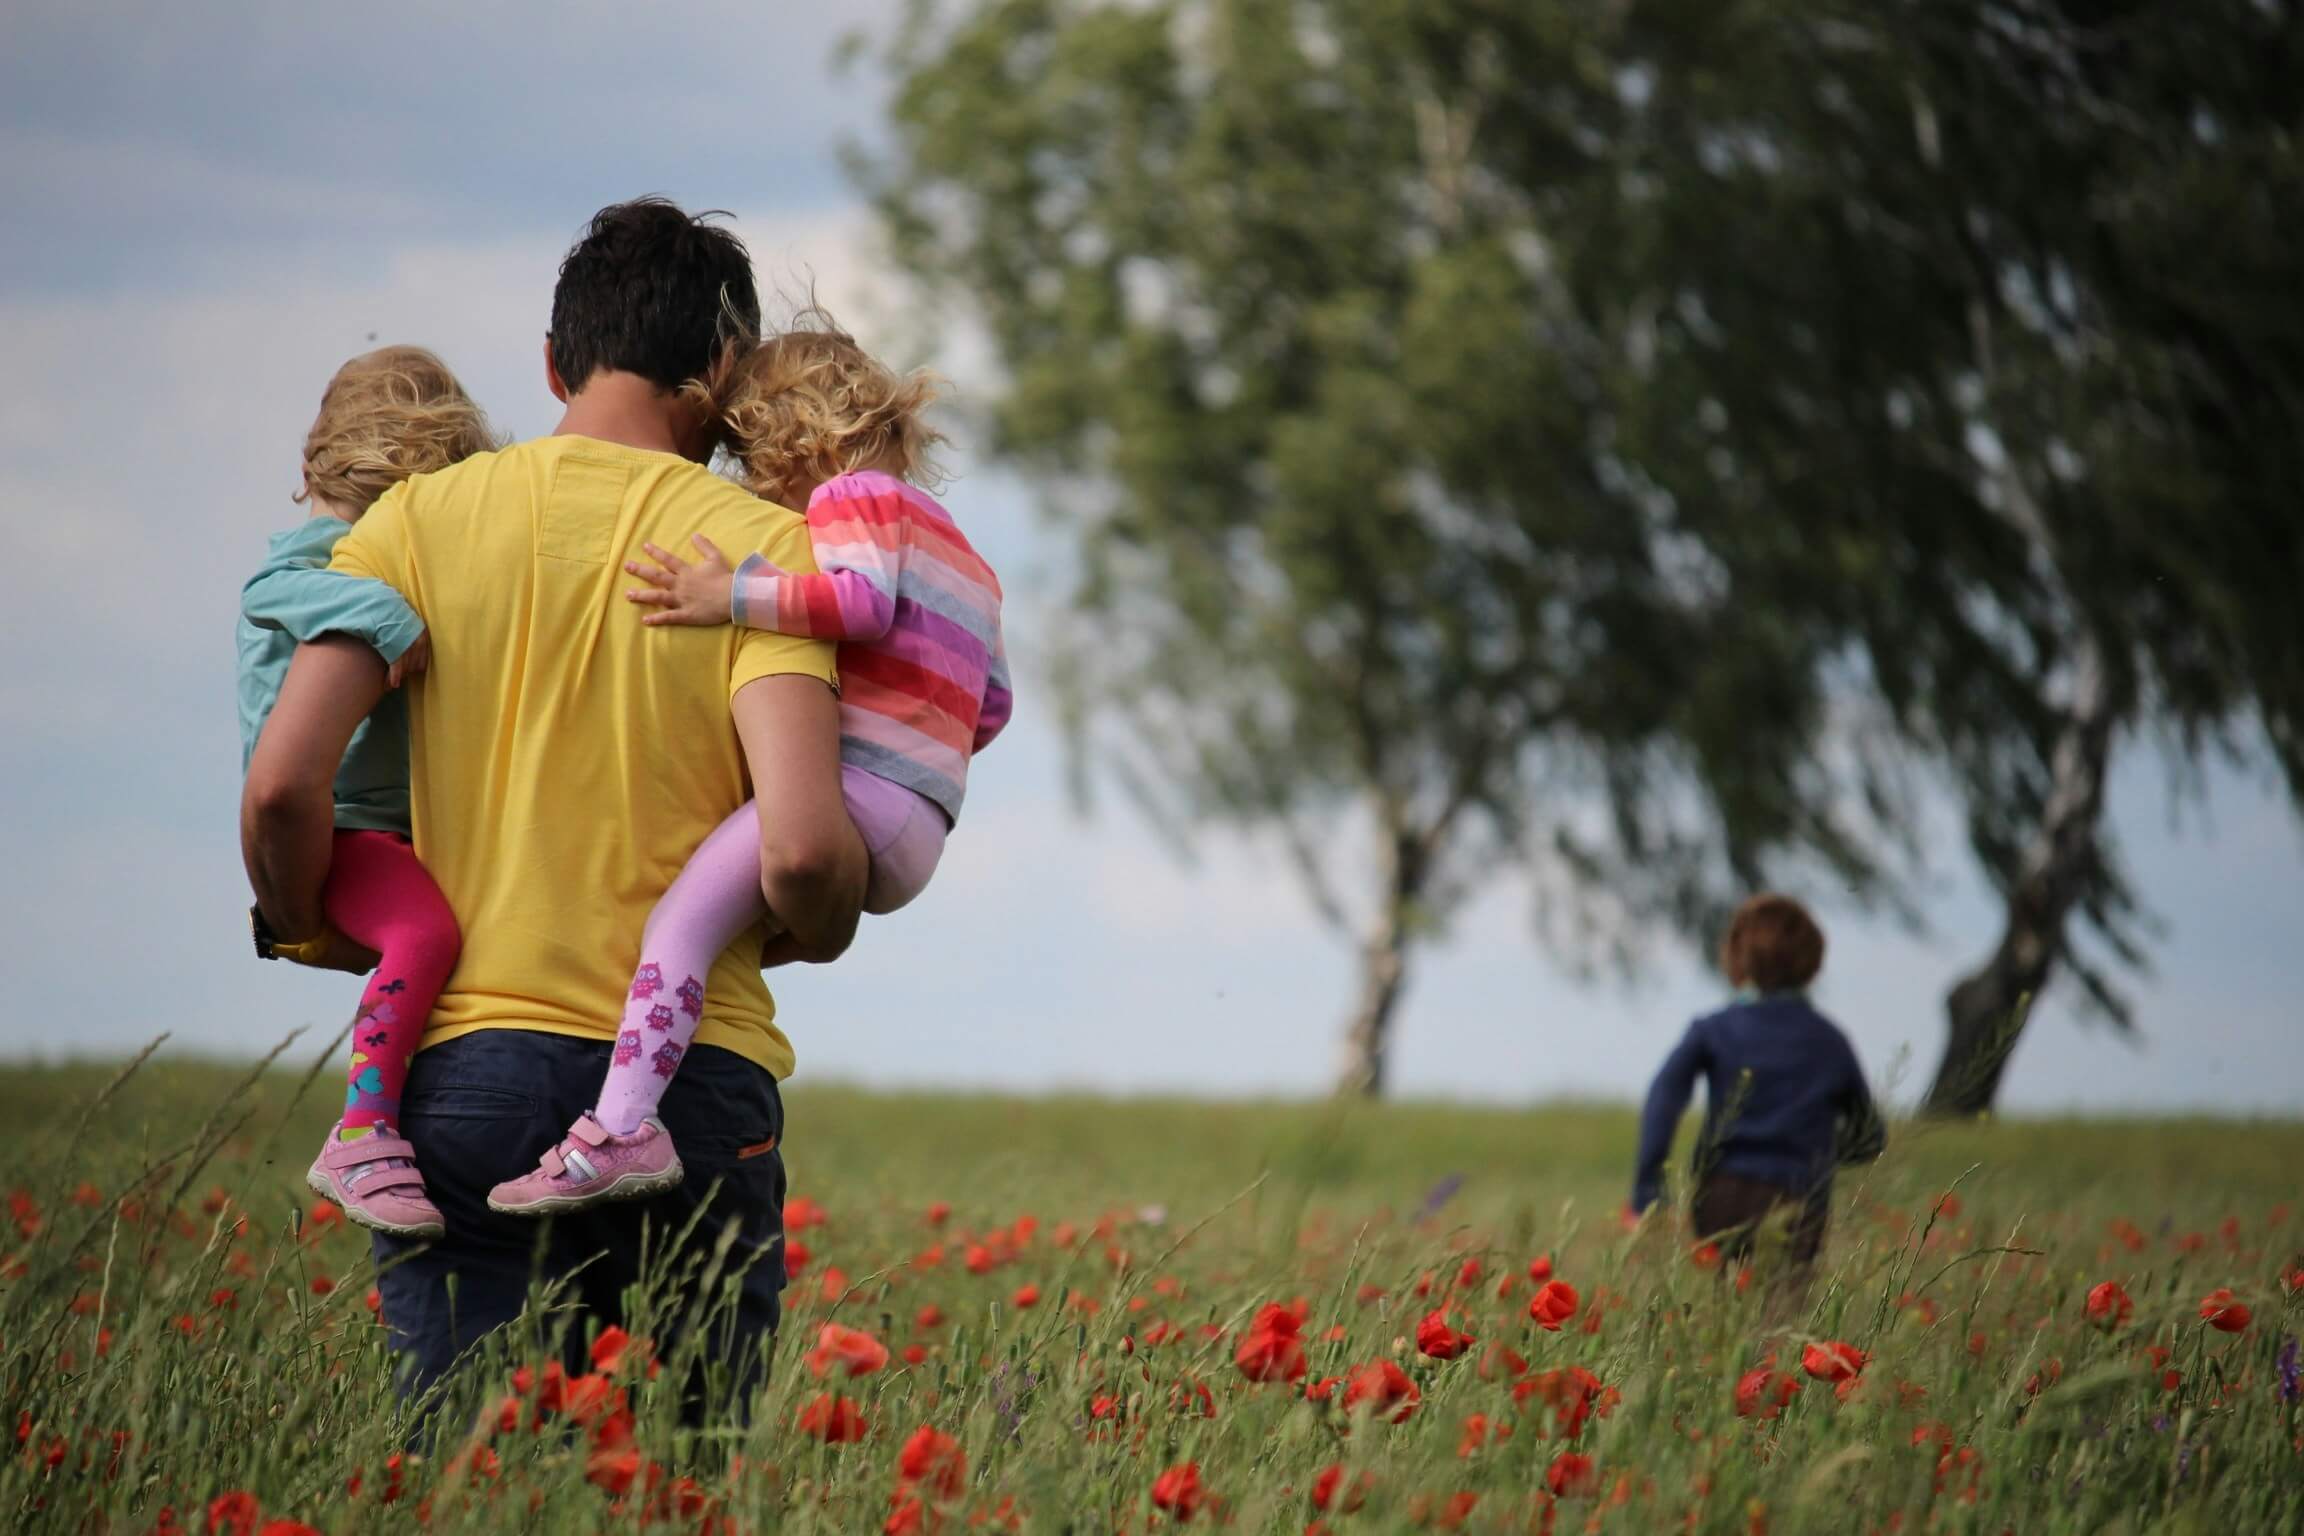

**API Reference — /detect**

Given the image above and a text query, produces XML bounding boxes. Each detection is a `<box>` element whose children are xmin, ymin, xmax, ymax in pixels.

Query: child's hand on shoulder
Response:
<box><xmin>626</xmin><ymin>534</ymin><xmax>738</xmax><ymax>627</ymax></box>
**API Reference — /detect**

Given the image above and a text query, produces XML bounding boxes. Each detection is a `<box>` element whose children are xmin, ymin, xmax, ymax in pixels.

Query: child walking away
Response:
<box><xmin>487</xmin><ymin>318</ymin><xmax>1010</xmax><ymax>1215</ymax></box>
<box><xmin>239</xmin><ymin>347</ymin><xmax>496</xmax><ymax>1238</ymax></box>
<box><xmin>1628</xmin><ymin>894</ymin><xmax>1885</xmax><ymax>1273</ymax></box>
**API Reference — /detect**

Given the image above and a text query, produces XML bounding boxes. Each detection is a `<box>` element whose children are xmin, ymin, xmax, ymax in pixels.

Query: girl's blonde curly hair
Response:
<box><xmin>296</xmin><ymin>345</ymin><xmax>498</xmax><ymax>515</ymax></box>
<box><xmin>687</xmin><ymin>310</ymin><xmax>945</xmax><ymax>506</ymax></box>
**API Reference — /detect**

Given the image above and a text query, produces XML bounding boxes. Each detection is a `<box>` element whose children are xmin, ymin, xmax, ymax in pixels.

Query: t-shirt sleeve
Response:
<box><xmin>327</xmin><ymin>482</ymin><xmax>418</xmax><ymax>613</ymax></box>
<box><xmin>728</xmin><ymin>505</ymin><xmax>838</xmax><ymax>699</ymax></box>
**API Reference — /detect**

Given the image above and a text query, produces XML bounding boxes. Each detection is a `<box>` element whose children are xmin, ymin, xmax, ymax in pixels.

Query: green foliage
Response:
<box><xmin>4</xmin><ymin>1058</ymin><xmax>2303</xmax><ymax>1532</ymax></box>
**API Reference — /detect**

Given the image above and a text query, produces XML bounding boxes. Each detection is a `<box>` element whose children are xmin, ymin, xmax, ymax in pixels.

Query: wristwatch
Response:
<box><xmin>250</xmin><ymin>905</ymin><xmax>337</xmax><ymax>965</ymax></box>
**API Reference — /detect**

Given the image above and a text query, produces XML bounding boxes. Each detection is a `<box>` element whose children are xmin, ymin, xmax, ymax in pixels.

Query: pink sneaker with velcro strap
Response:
<box><xmin>486</xmin><ymin>1112</ymin><xmax>683</xmax><ymax>1216</ymax></box>
<box><xmin>306</xmin><ymin>1122</ymin><xmax>445</xmax><ymax>1239</ymax></box>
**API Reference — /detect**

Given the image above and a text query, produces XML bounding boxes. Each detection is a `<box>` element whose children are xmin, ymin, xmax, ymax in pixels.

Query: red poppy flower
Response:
<box><xmin>1516</xmin><ymin>1366</ymin><xmax>1616</xmax><ymax>1438</ymax></box>
<box><xmin>2198</xmin><ymin>1288</ymin><xmax>2251</xmax><ymax>1333</ymax></box>
<box><xmin>806</xmin><ymin>1323</ymin><xmax>891</xmax><ymax>1379</ymax></box>
<box><xmin>897</xmin><ymin>1424</ymin><xmax>967</xmax><ymax>1500</ymax></box>
<box><xmin>925</xmin><ymin>1201</ymin><xmax>951</xmax><ymax>1226</ymax></box>
<box><xmin>1310</xmin><ymin>1464</ymin><xmax>1372</xmax><ymax>1513</ymax></box>
<box><xmin>797</xmin><ymin>1393</ymin><xmax>869</xmax><ymax>1443</ymax></box>
<box><xmin>1150</xmin><ymin>1462</ymin><xmax>1204</xmax><ymax>1522</ymax></box>
<box><xmin>586</xmin><ymin>1443</ymin><xmax>641</xmax><ymax>1495</ymax></box>
<box><xmin>2084</xmin><ymin>1281</ymin><xmax>2133</xmax><ymax>1331</ymax></box>
<box><xmin>1011</xmin><ymin>1283</ymin><xmax>1041</xmax><ymax>1308</ymax></box>
<box><xmin>1547</xmin><ymin>1452</ymin><xmax>1599</xmax><ymax>1497</ymax></box>
<box><xmin>1527</xmin><ymin>1255</ymin><xmax>1554</xmax><ymax>1283</ymax></box>
<box><xmin>1415</xmin><ymin>1309</ymin><xmax>1474</xmax><ymax>1361</ymax></box>
<box><xmin>1800</xmin><ymin>1341</ymin><xmax>1867</xmax><ymax>1382</ymax></box>
<box><xmin>1690</xmin><ymin>1241</ymin><xmax>1723</xmax><ymax>1271</ymax></box>
<box><xmin>1341</xmin><ymin>1360</ymin><xmax>1421</xmax><ymax>1423</ymax></box>
<box><xmin>1528</xmin><ymin>1280</ymin><xmax>1580</xmax><ymax>1331</ymax></box>
<box><xmin>1735</xmin><ymin>1367</ymin><xmax>1802</xmax><ymax>1419</ymax></box>
<box><xmin>784</xmin><ymin>1195</ymin><xmax>827</xmax><ymax>1230</ymax></box>
<box><xmin>884</xmin><ymin>1493</ymin><xmax>929</xmax><ymax>1535</ymax></box>
<box><xmin>1171</xmin><ymin>1377</ymin><xmax>1218</xmax><ymax>1419</ymax></box>
<box><xmin>256</xmin><ymin>1523</ymin><xmax>321</xmax><ymax>1536</ymax></box>
<box><xmin>205</xmin><ymin>1493</ymin><xmax>260</xmax><ymax>1536</ymax></box>
<box><xmin>559</xmin><ymin>1372</ymin><xmax>625</xmax><ymax>1427</ymax></box>
<box><xmin>590</xmin><ymin>1325</ymin><xmax>654</xmax><ymax>1377</ymax></box>
<box><xmin>1235</xmin><ymin>1303</ymin><xmax>1309</xmax><ymax>1383</ymax></box>
<box><xmin>917</xmin><ymin>1304</ymin><xmax>945</xmax><ymax>1329</ymax></box>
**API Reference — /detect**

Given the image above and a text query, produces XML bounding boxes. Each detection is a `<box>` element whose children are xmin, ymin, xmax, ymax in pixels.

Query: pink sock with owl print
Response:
<box><xmin>594</xmin><ymin>802</ymin><xmax>770</xmax><ymax>1136</ymax></box>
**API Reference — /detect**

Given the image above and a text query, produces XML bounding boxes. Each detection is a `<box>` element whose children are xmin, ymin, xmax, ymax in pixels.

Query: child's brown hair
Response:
<box><xmin>297</xmin><ymin>346</ymin><xmax>497</xmax><ymax>515</ymax></box>
<box><xmin>690</xmin><ymin>309</ymin><xmax>944</xmax><ymax>506</ymax></box>
<box><xmin>1719</xmin><ymin>894</ymin><xmax>1826</xmax><ymax>993</ymax></box>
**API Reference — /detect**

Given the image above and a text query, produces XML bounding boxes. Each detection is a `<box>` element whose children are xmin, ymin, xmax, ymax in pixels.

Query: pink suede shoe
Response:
<box><xmin>486</xmin><ymin>1113</ymin><xmax>683</xmax><ymax>1216</ymax></box>
<box><xmin>306</xmin><ymin>1123</ymin><xmax>445</xmax><ymax>1239</ymax></box>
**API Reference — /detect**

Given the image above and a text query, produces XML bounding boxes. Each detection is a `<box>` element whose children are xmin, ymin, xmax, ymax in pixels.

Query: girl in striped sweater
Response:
<box><xmin>487</xmin><ymin>320</ymin><xmax>1010</xmax><ymax>1215</ymax></box>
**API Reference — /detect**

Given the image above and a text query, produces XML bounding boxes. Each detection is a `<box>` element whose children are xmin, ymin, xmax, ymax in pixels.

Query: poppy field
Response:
<box><xmin>3</xmin><ymin>1054</ymin><xmax>2300</xmax><ymax>1534</ymax></box>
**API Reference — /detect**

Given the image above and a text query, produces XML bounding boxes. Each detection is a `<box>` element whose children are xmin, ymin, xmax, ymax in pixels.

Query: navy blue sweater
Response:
<box><xmin>1630</xmin><ymin>994</ymin><xmax>1884</xmax><ymax>1213</ymax></box>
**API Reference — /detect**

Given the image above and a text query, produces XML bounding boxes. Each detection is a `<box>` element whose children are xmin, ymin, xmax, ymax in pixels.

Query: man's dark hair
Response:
<box><xmin>548</xmin><ymin>197</ymin><xmax>761</xmax><ymax>394</ymax></box>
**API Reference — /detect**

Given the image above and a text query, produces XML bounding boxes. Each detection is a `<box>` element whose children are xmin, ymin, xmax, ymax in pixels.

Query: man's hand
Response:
<box><xmin>384</xmin><ymin>629</ymin><xmax>431</xmax><ymax>690</ymax></box>
<box><xmin>278</xmin><ymin>925</ymin><xmax>382</xmax><ymax>975</ymax></box>
<box><xmin>625</xmin><ymin>535</ymin><xmax>740</xmax><ymax>627</ymax></box>
<box><xmin>759</xmin><ymin>930</ymin><xmax>850</xmax><ymax>969</ymax></box>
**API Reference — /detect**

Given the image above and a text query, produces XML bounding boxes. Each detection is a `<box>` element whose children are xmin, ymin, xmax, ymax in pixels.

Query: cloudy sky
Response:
<box><xmin>3</xmin><ymin>0</ymin><xmax>2299</xmax><ymax>1114</ymax></box>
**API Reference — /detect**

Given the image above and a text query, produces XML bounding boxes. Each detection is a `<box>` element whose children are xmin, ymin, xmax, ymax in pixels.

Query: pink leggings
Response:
<box><xmin>591</xmin><ymin>768</ymin><xmax>945</xmax><ymax>1134</ymax></box>
<box><xmin>322</xmin><ymin>829</ymin><xmax>460</xmax><ymax>1132</ymax></box>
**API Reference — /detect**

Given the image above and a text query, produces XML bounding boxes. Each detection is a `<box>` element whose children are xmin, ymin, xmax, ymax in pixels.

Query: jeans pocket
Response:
<box><xmin>403</xmin><ymin>1085</ymin><xmax>539</xmax><ymax>1121</ymax></box>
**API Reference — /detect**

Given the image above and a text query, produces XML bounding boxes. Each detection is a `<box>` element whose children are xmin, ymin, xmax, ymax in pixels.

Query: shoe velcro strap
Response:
<box><xmin>342</xmin><ymin>1161</ymin><xmax>425</xmax><ymax>1195</ymax></box>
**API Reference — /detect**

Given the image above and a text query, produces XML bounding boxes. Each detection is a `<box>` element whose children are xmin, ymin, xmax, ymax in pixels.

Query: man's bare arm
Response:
<box><xmin>732</xmin><ymin>673</ymin><xmax>867</xmax><ymax>960</ymax></box>
<box><xmin>242</xmin><ymin>636</ymin><xmax>388</xmax><ymax>953</ymax></box>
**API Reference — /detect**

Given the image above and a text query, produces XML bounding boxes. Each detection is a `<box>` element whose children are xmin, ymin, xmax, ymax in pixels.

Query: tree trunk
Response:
<box><xmin>1923</xmin><ymin>641</ymin><xmax>2117</xmax><ymax>1117</ymax></box>
<box><xmin>1334</xmin><ymin>901</ymin><xmax>1413</xmax><ymax>1098</ymax></box>
<box><xmin>1334</xmin><ymin>824</ymin><xmax>1425</xmax><ymax>1099</ymax></box>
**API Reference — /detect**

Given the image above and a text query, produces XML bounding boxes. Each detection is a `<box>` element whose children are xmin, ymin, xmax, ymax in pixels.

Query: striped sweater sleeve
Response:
<box><xmin>729</xmin><ymin>485</ymin><xmax>907</xmax><ymax>642</ymax></box>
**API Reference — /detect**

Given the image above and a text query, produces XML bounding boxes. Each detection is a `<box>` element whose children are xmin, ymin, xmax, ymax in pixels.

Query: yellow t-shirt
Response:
<box><xmin>331</xmin><ymin>435</ymin><xmax>835</xmax><ymax>1077</ymax></box>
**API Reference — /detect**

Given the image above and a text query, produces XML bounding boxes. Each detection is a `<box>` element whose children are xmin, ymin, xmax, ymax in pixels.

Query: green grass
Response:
<box><xmin>4</xmin><ymin>1051</ymin><xmax>2300</xmax><ymax>1534</ymax></box>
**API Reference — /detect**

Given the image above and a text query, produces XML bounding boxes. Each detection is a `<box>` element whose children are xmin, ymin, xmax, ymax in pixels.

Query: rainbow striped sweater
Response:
<box><xmin>731</xmin><ymin>470</ymin><xmax>1010</xmax><ymax>822</ymax></box>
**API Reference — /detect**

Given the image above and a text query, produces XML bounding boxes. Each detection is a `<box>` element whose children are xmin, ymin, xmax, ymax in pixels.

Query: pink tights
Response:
<box><xmin>593</xmin><ymin>770</ymin><xmax>946</xmax><ymax>1134</ymax></box>
<box><xmin>323</xmin><ymin>830</ymin><xmax>460</xmax><ymax>1135</ymax></box>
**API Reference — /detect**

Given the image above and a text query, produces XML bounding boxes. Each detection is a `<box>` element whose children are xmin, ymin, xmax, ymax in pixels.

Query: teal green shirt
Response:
<box><xmin>236</xmin><ymin>515</ymin><xmax>426</xmax><ymax>835</ymax></box>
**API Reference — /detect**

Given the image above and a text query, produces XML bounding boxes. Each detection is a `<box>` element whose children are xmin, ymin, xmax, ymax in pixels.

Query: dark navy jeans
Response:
<box><xmin>371</xmin><ymin>1030</ymin><xmax>787</xmax><ymax>1404</ymax></box>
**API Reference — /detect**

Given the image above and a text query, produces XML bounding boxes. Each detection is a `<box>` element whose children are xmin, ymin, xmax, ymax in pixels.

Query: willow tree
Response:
<box><xmin>860</xmin><ymin>0</ymin><xmax>1908</xmax><ymax>1094</ymax></box>
<box><xmin>859</xmin><ymin>0</ymin><xmax>2304</xmax><ymax>1101</ymax></box>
